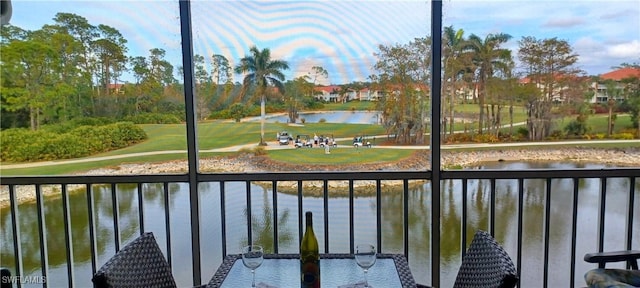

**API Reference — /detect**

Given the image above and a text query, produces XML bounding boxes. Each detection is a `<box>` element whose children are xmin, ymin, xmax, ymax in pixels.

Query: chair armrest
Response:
<box><xmin>584</xmin><ymin>250</ymin><xmax>640</xmax><ymax>269</ymax></box>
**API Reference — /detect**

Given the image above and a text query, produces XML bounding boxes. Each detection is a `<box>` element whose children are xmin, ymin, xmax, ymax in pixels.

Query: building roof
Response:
<box><xmin>600</xmin><ymin>68</ymin><xmax>640</xmax><ymax>81</ymax></box>
<box><xmin>108</xmin><ymin>83</ymin><xmax>124</xmax><ymax>89</ymax></box>
<box><xmin>313</xmin><ymin>85</ymin><xmax>341</xmax><ymax>93</ymax></box>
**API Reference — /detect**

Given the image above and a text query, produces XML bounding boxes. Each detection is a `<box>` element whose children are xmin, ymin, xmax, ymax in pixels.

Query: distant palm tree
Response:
<box><xmin>466</xmin><ymin>33</ymin><xmax>512</xmax><ymax>134</ymax></box>
<box><xmin>443</xmin><ymin>26</ymin><xmax>467</xmax><ymax>138</ymax></box>
<box><xmin>235</xmin><ymin>46</ymin><xmax>289</xmax><ymax>145</ymax></box>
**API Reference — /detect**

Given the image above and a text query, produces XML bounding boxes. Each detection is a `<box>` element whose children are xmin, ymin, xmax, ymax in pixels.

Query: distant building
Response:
<box><xmin>313</xmin><ymin>84</ymin><xmax>428</xmax><ymax>103</ymax></box>
<box><xmin>108</xmin><ymin>83</ymin><xmax>125</xmax><ymax>94</ymax></box>
<box><xmin>313</xmin><ymin>85</ymin><xmax>341</xmax><ymax>102</ymax></box>
<box><xmin>590</xmin><ymin>68</ymin><xmax>640</xmax><ymax>103</ymax></box>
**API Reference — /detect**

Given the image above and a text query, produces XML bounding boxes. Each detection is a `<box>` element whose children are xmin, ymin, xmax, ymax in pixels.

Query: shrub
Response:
<box><xmin>445</xmin><ymin>133</ymin><xmax>473</xmax><ymax>143</ymax></box>
<box><xmin>611</xmin><ymin>133</ymin><xmax>634</xmax><ymax>140</ymax></box>
<box><xmin>1</xmin><ymin>122</ymin><xmax>147</xmax><ymax>162</ymax></box>
<box><xmin>229</xmin><ymin>103</ymin><xmax>249</xmax><ymax>122</ymax></box>
<box><xmin>516</xmin><ymin>127</ymin><xmax>528</xmax><ymax>138</ymax></box>
<box><xmin>41</xmin><ymin>117</ymin><xmax>116</xmax><ymax>133</ymax></box>
<box><xmin>318</xmin><ymin>118</ymin><xmax>327</xmax><ymax>123</ymax></box>
<box><xmin>209</xmin><ymin>110</ymin><xmax>231</xmax><ymax>120</ymax></box>
<box><xmin>472</xmin><ymin>134</ymin><xmax>499</xmax><ymax>143</ymax></box>
<box><xmin>564</xmin><ymin>120</ymin><xmax>589</xmax><ymax>136</ymax></box>
<box><xmin>546</xmin><ymin>130</ymin><xmax>565</xmax><ymax>140</ymax></box>
<box><xmin>122</xmin><ymin>113</ymin><xmax>181</xmax><ymax>124</ymax></box>
<box><xmin>238</xmin><ymin>147</ymin><xmax>253</xmax><ymax>154</ymax></box>
<box><xmin>252</xmin><ymin>146</ymin><xmax>267</xmax><ymax>156</ymax></box>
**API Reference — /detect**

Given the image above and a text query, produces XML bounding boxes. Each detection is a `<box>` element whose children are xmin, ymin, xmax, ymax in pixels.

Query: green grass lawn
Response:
<box><xmin>268</xmin><ymin>147</ymin><xmax>414</xmax><ymax>165</ymax></box>
<box><xmin>97</xmin><ymin>122</ymin><xmax>386</xmax><ymax>157</ymax></box>
<box><xmin>2</xmin><ymin>108</ymin><xmax>637</xmax><ymax>176</ymax></box>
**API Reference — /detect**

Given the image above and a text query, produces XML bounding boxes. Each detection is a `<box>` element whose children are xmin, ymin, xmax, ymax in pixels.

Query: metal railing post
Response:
<box><xmin>179</xmin><ymin>0</ymin><xmax>202</xmax><ymax>285</ymax></box>
<box><xmin>430</xmin><ymin>0</ymin><xmax>443</xmax><ymax>286</ymax></box>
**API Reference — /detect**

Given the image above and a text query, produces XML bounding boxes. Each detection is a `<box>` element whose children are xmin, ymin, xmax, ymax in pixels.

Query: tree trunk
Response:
<box><xmin>260</xmin><ymin>95</ymin><xmax>266</xmax><ymax>145</ymax></box>
<box><xmin>509</xmin><ymin>104</ymin><xmax>513</xmax><ymax>135</ymax></box>
<box><xmin>478</xmin><ymin>95</ymin><xmax>484</xmax><ymax>134</ymax></box>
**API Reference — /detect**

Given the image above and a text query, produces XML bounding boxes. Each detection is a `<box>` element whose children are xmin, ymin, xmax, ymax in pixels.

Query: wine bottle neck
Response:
<box><xmin>305</xmin><ymin>212</ymin><xmax>313</xmax><ymax>228</ymax></box>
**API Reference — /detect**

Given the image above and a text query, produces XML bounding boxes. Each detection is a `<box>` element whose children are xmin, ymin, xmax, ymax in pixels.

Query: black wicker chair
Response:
<box><xmin>92</xmin><ymin>232</ymin><xmax>177</xmax><ymax>288</ymax></box>
<box><xmin>417</xmin><ymin>230</ymin><xmax>518</xmax><ymax>288</ymax></box>
<box><xmin>1</xmin><ymin>267</ymin><xmax>11</xmax><ymax>288</ymax></box>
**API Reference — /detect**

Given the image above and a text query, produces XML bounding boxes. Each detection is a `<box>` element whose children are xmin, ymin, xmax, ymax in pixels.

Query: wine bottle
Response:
<box><xmin>300</xmin><ymin>211</ymin><xmax>320</xmax><ymax>288</ymax></box>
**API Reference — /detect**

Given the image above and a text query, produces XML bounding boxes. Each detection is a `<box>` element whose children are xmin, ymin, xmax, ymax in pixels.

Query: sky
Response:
<box><xmin>7</xmin><ymin>0</ymin><xmax>640</xmax><ymax>85</ymax></box>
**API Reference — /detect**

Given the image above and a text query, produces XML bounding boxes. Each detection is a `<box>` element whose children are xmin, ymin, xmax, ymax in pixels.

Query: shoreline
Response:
<box><xmin>1</xmin><ymin>147</ymin><xmax>639</xmax><ymax>209</ymax></box>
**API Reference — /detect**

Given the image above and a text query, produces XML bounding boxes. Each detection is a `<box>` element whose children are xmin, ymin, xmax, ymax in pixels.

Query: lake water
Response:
<box><xmin>1</xmin><ymin>162</ymin><xmax>638</xmax><ymax>287</ymax></box>
<box><xmin>249</xmin><ymin>111</ymin><xmax>383</xmax><ymax>124</ymax></box>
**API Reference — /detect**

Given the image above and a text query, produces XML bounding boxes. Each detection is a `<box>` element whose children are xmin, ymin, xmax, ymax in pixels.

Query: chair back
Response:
<box><xmin>453</xmin><ymin>230</ymin><xmax>518</xmax><ymax>288</ymax></box>
<box><xmin>92</xmin><ymin>232</ymin><xmax>177</xmax><ymax>288</ymax></box>
<box><xmin>1</xmin><ymin>267</ymin><xmax>12</xmax><ymax>288</ymax></box>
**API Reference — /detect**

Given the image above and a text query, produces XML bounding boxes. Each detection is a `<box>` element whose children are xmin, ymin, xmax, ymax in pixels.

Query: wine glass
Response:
<box><xmin>355</xmin><ymin>244</ymin><xmax>377</xmax><ymax>287</ymax></box>
<box><xmin>242</xmin><ymin>245</ymin><xmax>264</xmax><ymax>287</ymax></box>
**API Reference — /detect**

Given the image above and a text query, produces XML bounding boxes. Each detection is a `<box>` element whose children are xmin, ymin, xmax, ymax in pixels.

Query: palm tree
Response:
<box><xmin>442</xmin><ymin>26</ymin><xmax>467</xmax><ymax>139</ymax></box>
<box><xmin>235</xmin><ymin>46</ymin><xmax>289</xmax><ymax>145</ymax></box>
<box><xmin>466</xmin><ymin>33</ymin><xmax>512</xmax><ymax>134</ymax></box>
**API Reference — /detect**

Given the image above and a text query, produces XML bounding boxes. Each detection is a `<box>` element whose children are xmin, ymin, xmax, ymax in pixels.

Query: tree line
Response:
<box><xmin>371</xmin><ymin>26</ymin><xmax>640</xmax><ymax>144</ymax></box>
<box><xmin>2</xmin><ymin>14</ymin><xmax>639</xmax><ymax>144</ymax></box>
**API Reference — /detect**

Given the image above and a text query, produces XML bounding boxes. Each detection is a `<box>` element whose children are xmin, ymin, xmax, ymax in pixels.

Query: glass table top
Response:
<box><xmin>218</xmin><ymin>257</ymin><xmax>403</xmax><ymax>288</ymax></box>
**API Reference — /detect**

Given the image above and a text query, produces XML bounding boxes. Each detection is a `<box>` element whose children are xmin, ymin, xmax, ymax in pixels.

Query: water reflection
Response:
<box><xmin>242</xmin><ymin>187</ymin><xmax>294</xmax><ymax>253</ymax></box>
<box><xmin>1</xmin><ymin>163</ymin><xmax>638</xmax><ymax>287</ymax></box>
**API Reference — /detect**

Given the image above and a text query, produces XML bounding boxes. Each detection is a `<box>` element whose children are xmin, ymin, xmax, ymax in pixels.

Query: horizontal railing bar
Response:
<box><xmin>198</xmin><ymin>171</ymin><xmax>432</xmax><ymax>182</ymax></box>
<box><xmin>442</xmin><ymin>168</ymin><xmax>639</xmax><ymax>179</ymax></box>
<box><xmin>1</xmin><ymin>174</ymin><xmax>189</xmax><ymax>185</ymax></box>
<box><xmin>3</xmin><ymin>168</ymin><xmax>638</xmax><ymax>186</ymax></box>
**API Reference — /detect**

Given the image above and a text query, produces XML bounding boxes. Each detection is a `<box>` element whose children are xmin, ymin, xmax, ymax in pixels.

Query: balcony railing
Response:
<box><xmin>1</xmin><ymin>168</ymin><xmax>638</xmax><ymax>287</ymax></box>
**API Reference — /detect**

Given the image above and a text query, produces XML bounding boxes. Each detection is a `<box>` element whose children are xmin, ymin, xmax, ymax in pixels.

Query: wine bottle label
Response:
<box><xmin>301</xmin><ymin>258</ymin><xmax>320</xmax><ymax>287</ymax></box>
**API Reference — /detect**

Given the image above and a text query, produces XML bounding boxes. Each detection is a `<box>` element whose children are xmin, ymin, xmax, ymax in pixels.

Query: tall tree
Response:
<box><xmin>442</xmin><ymin>26</ymin><xmax>467</xmax><ymax>139</ymax></box>
<box><xmin>518</xmin><ymin>37</ymin><xmax>580</xmax><ymax>140</ymax></box>
<box><xmin>193</xmin><ymin>54</ymin><xmax>213</xmax><ymax>120</ymax></box>
<box><xmin>373</xmin><ymin>38</ymin><xmax>429</xmax><ymax>144</ymax></box>
<box><xmin>234</xmin><ymin>46</ymin><xmax>289</xmax><ymax>145</ymax></box>
<box><xmin>466</xmin><ymin>33</ymin><xmax>513</xmax><ymax>134</ymax></box>
<box><xmin>32</xmin><ymin>24</ymin><xmax>84</xmax><ymax>122</ymax></box>
<box><xmin>285</xmin><ymin>76</ymin><xmax>312</xmax><ymax>123</ymax></box>
<box><xmin>52</xmin><ymin>13</ymin><xmax>98</xmax><ymax>112</ymax></box>
<box><xmin>93</xmin><ymin>25</ymin><xmax>128</xmax><ymax>117</ymax></box>
<box><xmin>620</xmin><ymin>75</ymin><xmax>640</xmax><ymax>137</ymax></box>
<box><xmin>1</xmin><ymin>39</ymin><xmax>59</xmax><ymax>130</ymax></box>
<box><xmin>211</xmin><ymin>54</ymin><xmax>232</xmax><ymax>108</ymax></box>
<box><xmin>308</xmin><ymin>66</ymin><xmax>328</xmax><ymax>87</ymax></box>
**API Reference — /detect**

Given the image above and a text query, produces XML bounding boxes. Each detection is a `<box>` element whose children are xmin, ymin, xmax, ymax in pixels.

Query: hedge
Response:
<box><xmin>1</xmin><ymin>122</ymin><xmax>147</xmax><ymax>162</ymax></box>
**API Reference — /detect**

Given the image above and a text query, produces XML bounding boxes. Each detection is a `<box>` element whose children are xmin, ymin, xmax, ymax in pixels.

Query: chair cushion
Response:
<box><xmin>453</xmin><ymin>230</ymin><xmax>518</xmax><ymax>288</ymax></box>
<box><xmin>92</xmin><ymin>232</ymin><xmax>177</xmax><ymax>288</ymax></box>
<box><xmin>585</xmin><ymin>268</ymin><xmax>640</xmax><ymax>288</ymax></box>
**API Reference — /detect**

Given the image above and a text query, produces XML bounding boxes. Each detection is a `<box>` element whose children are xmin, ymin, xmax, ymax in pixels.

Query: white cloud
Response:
<box><xmin>543</xmin><ymin>17</ymin><xmax>586</xmax><ymax>28</ymax></box>
<box><xmin>607</xmin><ymin>40</ymin><xmax>640</xmax><ymax>58</ymax></box>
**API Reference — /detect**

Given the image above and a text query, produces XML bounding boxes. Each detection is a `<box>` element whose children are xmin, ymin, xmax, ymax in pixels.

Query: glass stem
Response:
<box><xmin>364</xmin><ymin>268</ymin><xmax>369</xmax><ymax>287</ymax></box>
<box><xmin>252</xmin><ymin>269</ymin><xmax>256</xmax><ymax>287</ymax></box>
